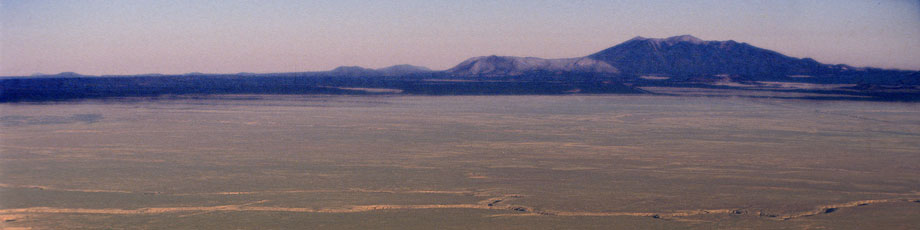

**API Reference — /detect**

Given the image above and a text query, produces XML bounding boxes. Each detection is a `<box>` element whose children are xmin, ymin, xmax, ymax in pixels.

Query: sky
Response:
<box><xmin>1</xmin><ymin>0</ymin><xmax>919</xmax><ymax>76</ymax></box>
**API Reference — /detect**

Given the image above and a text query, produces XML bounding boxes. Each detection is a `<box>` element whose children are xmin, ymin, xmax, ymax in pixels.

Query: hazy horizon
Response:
<box><xmin>2</xmin><ymin>0</ymin><xmax>919</xmax><ymax>76</ymax></box>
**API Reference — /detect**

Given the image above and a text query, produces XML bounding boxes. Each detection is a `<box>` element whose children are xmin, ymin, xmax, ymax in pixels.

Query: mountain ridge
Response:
<box><xmin>7</xmin><ymin>35</ymin><xmax>918</xmax><ymax>86</ymax></box>
<box><xmin>12</xmin><ymin>35</ymin><xmax>917</xmax><ymax>80</ymax></box>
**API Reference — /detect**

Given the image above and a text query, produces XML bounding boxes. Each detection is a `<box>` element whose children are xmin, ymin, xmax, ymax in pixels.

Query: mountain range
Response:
<box><xmin>2</xmin><ymin>35</ymin><xmax>918</xmax><ymax>102</ymax></box>
<box><xmin>14</xmin><ymin>35</ymin><xmax>918</xmax><ymax>84</ymax></box>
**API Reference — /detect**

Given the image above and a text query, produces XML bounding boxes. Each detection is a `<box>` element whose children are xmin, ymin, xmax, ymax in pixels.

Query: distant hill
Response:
<box><xmin>376</xmin><ymin>64</ymin><xmax>432</xmax><ymax>76</ymax></box>
<box><xmin>18</xmin><ymin>72</ymin><xmax>86</xmax><ymax>78</ymax></box>
<box><xmin>329</xmin><ymin>66</ymin><xmax>379</xmax><ymax>76</ymax></box>
<box><xmin>327</xmin><ymin>64</ymin><xmax>433</xmax><ymax>76</ymax></box>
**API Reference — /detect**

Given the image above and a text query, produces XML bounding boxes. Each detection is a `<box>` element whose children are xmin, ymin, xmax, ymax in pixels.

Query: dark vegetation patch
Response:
<box><xmin>487</xmin><ymin>199</ymin><xmax>502</xmax><ymax>207</ymax></box>
<box><xmin>511</xmin><ymin>207</ymin><xmax>528</xmax><ymax>212</ymax></box>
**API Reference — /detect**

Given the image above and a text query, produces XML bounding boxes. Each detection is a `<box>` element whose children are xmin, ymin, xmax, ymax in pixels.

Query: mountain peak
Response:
<box><xmin>629</xmin><ymin>35</ymin><xmax>706</xmax><ymax>45</ymax></box>
<box><xmin>664</xmin><ymin>35</ymin><xmax>704</xmax><ymax>44</ymax></box>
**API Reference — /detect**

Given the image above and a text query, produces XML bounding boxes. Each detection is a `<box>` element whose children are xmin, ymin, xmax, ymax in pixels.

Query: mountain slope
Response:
<box><xmin>447</xmin><ymin>56</ymin><xmax>617</xmax><ymax>76</ymax></box>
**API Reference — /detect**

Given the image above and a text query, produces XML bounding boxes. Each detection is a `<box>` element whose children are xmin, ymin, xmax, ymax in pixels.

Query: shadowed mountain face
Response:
<box><xmin>587</xmin><ymin>35</ymin><xmax>849</xmax><ymax>77</ymax></box>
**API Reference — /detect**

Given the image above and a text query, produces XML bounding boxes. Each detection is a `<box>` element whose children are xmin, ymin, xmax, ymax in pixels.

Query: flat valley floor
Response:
<box><xmin>1</xmin><ymin>95</ymin><xmax>919</xmax><ymax>229</ymax></box>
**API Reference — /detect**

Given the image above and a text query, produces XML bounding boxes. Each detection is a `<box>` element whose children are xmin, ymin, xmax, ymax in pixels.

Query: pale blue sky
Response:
<box><xmin>2</xmin><ymin>0</ymin><xmax>919</xmax><ymax>76</ymax></box>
